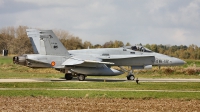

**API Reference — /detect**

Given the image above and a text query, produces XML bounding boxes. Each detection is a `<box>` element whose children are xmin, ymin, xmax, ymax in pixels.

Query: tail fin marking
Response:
<box><xmin>26</xmin><ymin>29</ymin><xmax>70</xmax><ymax>56</ymax></box>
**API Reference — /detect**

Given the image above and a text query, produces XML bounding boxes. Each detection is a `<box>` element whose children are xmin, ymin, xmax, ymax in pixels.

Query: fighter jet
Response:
<box><xmin>13</xmin><ymin>29</ymin><xmax>184</xmax><ymax>81</ymax></box>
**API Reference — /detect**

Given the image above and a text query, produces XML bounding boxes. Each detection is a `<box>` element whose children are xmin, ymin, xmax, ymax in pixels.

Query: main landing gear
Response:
<box><xmin>65</xmin><ymin>73</ymin><xmax>86</xmax><ymax>81</ymax></box>
<box><xmin>77</xmin><ymin>74</ymin><xmax>85</xmax><ymax>81</ymax></box>
<box><xmin>65</xmin><ymin>73</ymin><xmax>73</xmax><ymax>80</ymax></box>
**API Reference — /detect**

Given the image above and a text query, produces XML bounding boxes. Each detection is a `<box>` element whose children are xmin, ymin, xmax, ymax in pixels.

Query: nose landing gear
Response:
<box><xmin>119</xmin><ymin>66</ymin><xmax>135</xmax><ymax>81</ymax></box>
<box><xmin>126</xmin><ymin>70</ymin><xmax>135</xmax><ymax>80</ymax></box>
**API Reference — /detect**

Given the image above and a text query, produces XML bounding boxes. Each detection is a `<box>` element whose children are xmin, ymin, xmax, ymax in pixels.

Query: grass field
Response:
<box><xmin>0</xmin><ymin>90</ymin><xmax>200</xmax><ymax>99</ymax></box>
<box><xmin>1</xmin><ymin>56</ymin><xmax>200</xmax><ymax>111</ymax></box>
<box><xmin>0</xmin><ymin>82</ymin><xmax>200</xmax><ymax>90</ymax></box>
<box><xmin>0</xmin><ymin>82</ymin><xmax>200</xmax><ymax>99</ymax></box>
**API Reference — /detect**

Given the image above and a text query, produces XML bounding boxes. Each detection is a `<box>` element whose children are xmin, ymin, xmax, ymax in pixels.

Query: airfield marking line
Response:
<box><xmin>0</xmin><ymin>88</ymin><xmax>200</xmax><ymax>92</ymax></box>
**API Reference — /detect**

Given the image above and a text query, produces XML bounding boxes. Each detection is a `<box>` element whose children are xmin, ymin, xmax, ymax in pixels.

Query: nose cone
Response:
<box><xmin>171</xmin><ymin>58</ymin><xmax>186</xmax><ymax>66</ymax></box>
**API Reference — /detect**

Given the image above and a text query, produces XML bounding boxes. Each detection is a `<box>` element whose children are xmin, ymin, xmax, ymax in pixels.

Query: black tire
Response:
<box><xmin>65</xmin><ymin>73</ymin><xmax>73</xmax><ymax>80</ymax></box>
<box><xmin>77</xmin><ymin>74</ymin><xmax>85</xmax><ymax>81</ymax></box>
<box><xmin>127</xmin><ymin>75</ymin><xmax>135</xmax><ymax>80</ymax></box>
<box><xmin>127</xmin><ymin>76</ymin><xmax>130</xmax><ymax>80</ymax></box>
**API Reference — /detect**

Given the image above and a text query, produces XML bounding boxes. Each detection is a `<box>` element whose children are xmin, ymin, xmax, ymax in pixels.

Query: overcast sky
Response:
<box><xmin>0</xmin><ymin>0</ymin><xmax>200</xmax><ymax>46</ymax></box>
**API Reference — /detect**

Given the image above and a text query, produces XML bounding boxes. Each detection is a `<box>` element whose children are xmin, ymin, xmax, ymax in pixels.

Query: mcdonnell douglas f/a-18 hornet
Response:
<box><xmin>13</xmin><ymin>29</ymin><xmax>185</xmax><ymax>81</ymax></box>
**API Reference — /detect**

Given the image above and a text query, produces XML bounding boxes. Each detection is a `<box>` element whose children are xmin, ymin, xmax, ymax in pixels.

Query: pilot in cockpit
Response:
<box><xmin>130</xmin><ymin>45</ymin><xmax>152</xmax><ymax>52</ymax></box>
<box><xmin>131</xmin><ymin>46</ymin><xmax>138</xmax><ymax>51</ymax></box>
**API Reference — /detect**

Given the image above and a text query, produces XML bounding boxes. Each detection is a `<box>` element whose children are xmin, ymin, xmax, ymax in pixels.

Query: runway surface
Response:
<box><xmin>0</xmin><ymin>78</ymin><xmax>200</xmax><ymax>82</ymax></box>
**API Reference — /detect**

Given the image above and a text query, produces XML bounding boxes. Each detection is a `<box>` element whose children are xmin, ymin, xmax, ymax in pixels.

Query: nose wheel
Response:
<box><xmin>127</xmin><ymin>71</ymin><xmax>135</xmax><ymax>80</ymax></box>
<box><xmin>127</xmin><ymin>75</ymin><xmax>135</xmax><ymax>80</ymax></box>
<box><xmin>118</xmin><ymin>66</ymin><xmax>136</xmax><ymax>81</ymax></box>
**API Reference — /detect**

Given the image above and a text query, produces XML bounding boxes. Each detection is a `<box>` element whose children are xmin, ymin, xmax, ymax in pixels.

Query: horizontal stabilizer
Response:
<box><xmin>26</xmin><ymin>58</ymin><xmax>49</xmax><ymax>64</ymax></box>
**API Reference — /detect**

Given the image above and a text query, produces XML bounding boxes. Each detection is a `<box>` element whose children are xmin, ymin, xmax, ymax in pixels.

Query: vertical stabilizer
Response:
<box><xmin>27</xmin><ymin>29</ymin><xmax>40</xmax><ymax>54</ymax></box>
<box><xmin>26</xmin><ymin>29</ymin><xmax>70</xmax><ymax>56</ymax></box>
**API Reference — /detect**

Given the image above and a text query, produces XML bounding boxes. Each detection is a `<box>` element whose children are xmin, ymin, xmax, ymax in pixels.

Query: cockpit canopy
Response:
<box><xmin>126</xmin><ymin>45</ymin><xmax>153</xmax><ymax>52</ymax></box>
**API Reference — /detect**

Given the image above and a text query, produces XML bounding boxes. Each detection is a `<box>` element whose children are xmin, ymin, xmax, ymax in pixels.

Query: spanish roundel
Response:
<box><xmin>51</xmin><ymin>61</ymin><xmax>56</xmax><ymax>66</ymax></box>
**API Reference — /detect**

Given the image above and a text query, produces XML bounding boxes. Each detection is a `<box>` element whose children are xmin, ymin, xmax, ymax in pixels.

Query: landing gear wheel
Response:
<box><xmin>127</xmin><ymin>75</ymin><xmax>135</xmax><ymax>80</ymax></box>
<box><xmin>65</xmin><ymin>73</ymin><xmax>73</xmax><ymax>80</ymax></box>
<box><xmin>129</xmin><ymin>75</ymin><xmax>135</xmax><ymax>80</ymax></box>
<box><xmin>77</xmin><ymin>74</ymin><xmax>85</xmax><ymax>81</ymax></box>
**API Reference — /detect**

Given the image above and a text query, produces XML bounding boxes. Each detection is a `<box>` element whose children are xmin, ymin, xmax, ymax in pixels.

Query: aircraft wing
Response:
<box><xmin>99</xmin><ymin>55</ymin><xmax>154</xmax><ymax>59</ymax></box>
<box><xmin>99</xmin><ymin>55</ymin><xmax>155</xmax><ymax>66</ymax></box>
<box><xmin>62</xmin><ymin>56</ymin><xmax>114</xmax><ymax>66</ymax></box>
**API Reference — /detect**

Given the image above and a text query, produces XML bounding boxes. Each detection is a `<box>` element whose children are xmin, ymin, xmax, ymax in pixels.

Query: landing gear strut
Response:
<box><xmin>119</xmin><ymin>66</ymin><xmax>135</xmax><ymax>81</ymax></box>
<box><xmin>126</xmin><ymin>71</ymin><xmax>135</xmax><ymax>80</ymax></box>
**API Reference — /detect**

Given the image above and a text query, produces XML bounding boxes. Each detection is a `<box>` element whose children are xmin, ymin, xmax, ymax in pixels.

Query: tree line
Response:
<box><xmin>0</xmin><ymin>26</ymin><xmax>199</xmax><ymax>59</ymax></box>
<box><xmin>144</xmin><ymin>44</ymin><xmax>200</xmax><ymax>59</ymax></box>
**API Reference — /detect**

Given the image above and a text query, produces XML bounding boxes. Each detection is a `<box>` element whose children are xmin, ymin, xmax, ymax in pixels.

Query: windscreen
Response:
<box><xmin>129</xmin><ymin>46</ymin><xmax>152</xmax><ymax>52</ymax></box>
